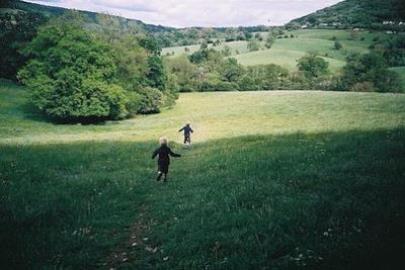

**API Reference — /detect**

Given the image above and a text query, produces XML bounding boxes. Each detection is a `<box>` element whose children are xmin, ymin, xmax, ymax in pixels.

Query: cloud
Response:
<box><xmin>25</xmin><ymin>0</ymin><xmax>343</xmax><ymax>27</ymax></box>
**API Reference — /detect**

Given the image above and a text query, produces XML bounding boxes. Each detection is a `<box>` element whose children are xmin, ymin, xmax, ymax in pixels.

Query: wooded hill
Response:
<box><xmin>287</xmin><ymin>0</ymin><xmax>405</xmax><ymax>30</ymax></box>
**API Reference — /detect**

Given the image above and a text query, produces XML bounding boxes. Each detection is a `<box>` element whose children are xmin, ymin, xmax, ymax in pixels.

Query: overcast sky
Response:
<box><xmin>25</xmin><ymin>0</ymin><xmax>342</xmax><ymax>28</ymax></box>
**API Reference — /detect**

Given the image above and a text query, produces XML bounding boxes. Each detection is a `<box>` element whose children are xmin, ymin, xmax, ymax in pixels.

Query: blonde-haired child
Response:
<box><xmin>152</xmin><ymin>137</ymin><xmax>181</xmax><ymax>182</ymax></box>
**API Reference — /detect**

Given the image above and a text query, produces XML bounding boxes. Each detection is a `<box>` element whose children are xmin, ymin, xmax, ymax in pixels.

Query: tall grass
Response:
<box><xmin>1</xmin><ymin>129</ymin><xmax>404</xmax><ymax>269</ymax></box>
<box><xmin>1</xmin><ymin>82</ymin><xmax>404</xmax><ymax>268</ymax></box>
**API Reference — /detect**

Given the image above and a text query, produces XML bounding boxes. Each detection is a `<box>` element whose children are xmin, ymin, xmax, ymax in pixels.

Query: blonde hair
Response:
<box><xmin>159</xmin><ymin>137</ymin><xmax>168</xmax><ymax>145</ymax></box>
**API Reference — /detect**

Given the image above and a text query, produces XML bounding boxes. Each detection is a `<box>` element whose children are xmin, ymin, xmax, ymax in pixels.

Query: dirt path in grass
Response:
<box><xmin>104</xmin><ymin>205</ymin><xmax>152</xmax><ymax>269</ymax></box>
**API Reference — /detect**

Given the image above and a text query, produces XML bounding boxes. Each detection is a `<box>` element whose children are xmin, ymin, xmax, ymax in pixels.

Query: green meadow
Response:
<box><xmin>1</xmin><ymin>80</ymin><xmax>405</xmax><ymax>269</ymax></box>
<box><xmin>162</xmin><ymin>29</ymin><xmax>383</xmax><ymax>72</ymax></box>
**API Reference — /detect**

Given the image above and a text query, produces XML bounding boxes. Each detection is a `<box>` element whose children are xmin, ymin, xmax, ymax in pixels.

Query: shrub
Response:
<box><xmin>125</xmin><ymin>91</ymin><xmax>143</xmax><ymax>117</ymax></box>
<box><xmin>297</xmin><ymin>53</ymin><xmax>329</xmax><ymax>78</ymax></box>
<box><xmin>18</xmin><ymin>18</ymin><xmax>128</xmax><ymax>122</ymax></box>
<box><xmin>341</xmin><ymin>52</ymin><xmax>402</xmax><ymax>92</ymax></box>
<box><xmin>137</xmin><ymin>87</ymin><xmax>163</xmax><ymax>114</ymax></box>
<box><xmin>247</xmin><ymin>40</ymin><xmax>260</xmax><ymax>52</ymax></box>
<box><xmin>334</xmin><ymin>40</ymin><xmax>343</xmax><ymax>50</ymax></box>
<box><xmin>215</xmin><ymin>81</ymin><xmax>239</xmax><ymax>91</ymax></box>
<box><xmin>350</xmin><ymin>81</ymin><xmax>377</xmax><ymax>92</ymax></box>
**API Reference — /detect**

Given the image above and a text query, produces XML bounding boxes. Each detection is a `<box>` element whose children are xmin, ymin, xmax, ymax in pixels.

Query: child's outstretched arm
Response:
<box><xmin>169</xmin><ymin>149</ymin><xmax>181</xmax><ymax>157</ymax></box>
<box><xmin>152</xmin><ymin>149</ymin><xmax>159</xmax><ymax>159</ymax></box>
<box><xmin>178</xmin><ymin>127</ymin><xmax>184</xmax><ymax>132</ymax></box>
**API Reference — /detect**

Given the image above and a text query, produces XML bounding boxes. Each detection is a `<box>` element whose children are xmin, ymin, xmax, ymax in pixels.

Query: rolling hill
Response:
<box><xmin>287</xmin><ymin>0</ymin><xmax>405</xmax><ymax>29</ymax></box>
<box><xmin>1</xmin><ymin>0</ymin><xmax>174</xmax><ymax>33</ymax></box>
<box><xmin>1</xmin><ymin>80</ymin><xmax>405</xmax><ymax>268</ymax></box>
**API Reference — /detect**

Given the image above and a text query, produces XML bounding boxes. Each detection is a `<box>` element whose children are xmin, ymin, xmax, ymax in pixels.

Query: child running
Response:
<box><xmin>178</xmin><ymin>123</ymin><xmax>194</xmax><ymax>145</ymax></box>
<box><xmin>152</xmin><ymin>137</ymin><xmax>181</xmax><ymax>182</ymax></box>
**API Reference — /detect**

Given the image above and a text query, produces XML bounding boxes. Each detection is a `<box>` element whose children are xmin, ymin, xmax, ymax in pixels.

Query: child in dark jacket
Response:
<box><xmin>179</xmin><ymin>123</ymin><xmax>194</xmax><ymax>144</ymax></box>
<box><xmin>152</xmin><ymin>137</ymin><xmax>181</xmax><ymax>182</ymax></box>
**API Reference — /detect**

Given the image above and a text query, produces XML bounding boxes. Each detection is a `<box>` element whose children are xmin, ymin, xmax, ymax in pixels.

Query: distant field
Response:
<box><xmin>1</xmin><ymin>81</ymin><xmax>404</xmax><ymax>269</ymax></box>
<box><xmin>233</xmin><ymin>48</ymin><xmax>346</xmax><ymax>72</ymax></box>
<box><xmin>235</xmin><ymin>29</ymin><xmax>374</xmax><ymax>71</ymax></box>
<box><xmin>162</xmin><ymin>40</ymin><xmax>249</xmax><ymax>57</ymax></box>
<box><xmin>163</xmin><ymin>29</ymin><xmax>386</xmax><ymax>72</ymax></box>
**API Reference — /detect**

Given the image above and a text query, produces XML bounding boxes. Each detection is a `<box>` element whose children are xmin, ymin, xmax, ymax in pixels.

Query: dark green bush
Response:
<box><xmin>125</xmin><ymin>91</ymin><xmax>143</xmax><ymax>117</ymax></box>
<box><xmin>340</xmin><ymin>52</ymin><xmax>402</xmax><ymax>92</ymax></box>
<box><xmin>137</xmin><ymin>87</ymin><xmax>163</xmax><ymax>114</ymax></box>
<box><xmin>216</xmin><ymin>81</ymin><xmax>239</xmax><ymax>91</ymax></box>
<box><xmin>334</xmin><ymin>40</ymin><xmax>343</xmax><ymax>50</ymax></box>
<box><xmin>18</xmin><ymin>18</ymin><xmax>128</xmax><ymax>122</ymax></box>
<box><xmin>297</xmin><ymin>53</ymin><xmax>329</xmax><ymax>78</ymax></box>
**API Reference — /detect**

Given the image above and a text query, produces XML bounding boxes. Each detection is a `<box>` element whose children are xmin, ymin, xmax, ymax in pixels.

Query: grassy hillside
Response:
<box><xmin>1</xmin><ymin>80</ymin><xmax>404</xmax><ymax>144</ymax></box>
<box><xmin>1</xmin><ymin>81</ymin><xmax>405</xmax><ymax>269</ymax></box>
<box><xmin>1</xmin><ymin>0</ymin><xmax>173</xmax><ymax>33</ymax></box>
<box><xmin>162</xmin><ymin>40</ymin><xmax>251</xmax><ymax>56</ymax></box>
<box><xmin>164</xmin><ymin>29</ymin><xmax>384</xmax><ymax>72</ymax></box>
<box><xmin>288</xmin><ymin>0</ymin><xmax>405</xmax><ymax>29</ymax></box>
<box><xmin>236</xmin><ymin>29</ymin><xmax>377</xmax><ymax>71</ymax></box>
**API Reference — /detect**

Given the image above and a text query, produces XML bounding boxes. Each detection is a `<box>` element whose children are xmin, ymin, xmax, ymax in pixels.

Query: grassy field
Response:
<box><xmin>235</xmin><ymin>29</ymin><xmax>374</xmax><ymax>71</ymax></box>
<box><xmin>162</xmin><ymin>29</ymin><xmax>383</xmax><ymax>72</ymax></box>
<box><xmin>162</xmin><ymin>40</ymin><xmax>250</xmax><ymax>57</ymax></box>
<box><xmin>1</xmin><ymin>81</ymin><xmax>405</xmax><ymax>269</ymax></box>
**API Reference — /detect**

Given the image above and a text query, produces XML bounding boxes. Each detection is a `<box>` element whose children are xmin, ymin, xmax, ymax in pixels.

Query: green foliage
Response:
<box><xmin>221</xmin><ymin>45</ymin><xmax>232</xmax><ymax>57</ymax></box>
<box><xmin>137</xmin><ymin>87</ymin><xmax>164</xmax><ymax>114</ymax></box>
<box><xmin>139</xmin><ymin>36</ymin><xmax>161</xmax><ymax>55</ymax></box>
<box><xmin>145</xmin><ymin>55</ymin><xmax>167</xmax><ymax>90</ymax></box>
<box><xmin>334</xmin><ymin>40</ymin><xmax>343</xmax><ymax>50</ymax></box>
<box><xmin>288</xmin><ymin>0</ymin><xmax>405</xmax><ymax>30</ymax></box>
<box><xmin>17</xmin><ymin>16</ymin><xmax>129</xmax><ymax>122</ymax></box>
<box><xmin>125</xmin><ymin>91</ymin><xmax>143</xmax><ymax>116</ymax></box>
<box><xmin>165</xmin><ymin>55</ymin><xmax>197</xmax><ymax>92</ymax></box>
<box><xmin>220</xmin><ymin>58</ymin><xmax>245</xmax><ymax>82</ymax></box>
<box><xmin>297</xmin><ymin>53</ymin><xmax>329</xmax><ymax>78</ymax></box>
<box><xmin>341</xmin><ymin>52</ymin><xmax>402</xmax><ymax>92</ymax></box>
<box><xmin>265</xmin><ymin>33</ymin><xmax>275</xmax><ymax>49</ymax></box>
<box><xmin>0</xmin><ymin>10</ymin><xmax>45</xmax><ymax>80</ymax></box>
<box><xmin>382</xmin><ymin>34</ymin><xmax>405</xmax><ymax>66</ymax></box>
<box><xmin>110</xmin><ymin>39</ymin><xmax>148</xmax><ymax>90</ymax></box>
<box><xmin>247</xmin><ymin>39</ymin><xmax>260</xmax><ymax>52</ymax></box>
<box><xmin>350</xmin><ymin>81</ymin><xmax>377</xmax><ymax>92</ymax></box>
<box><xmin>189</xmin><ymin>49</ymin><xmax>209</xmax><ymax>64</ymax></box>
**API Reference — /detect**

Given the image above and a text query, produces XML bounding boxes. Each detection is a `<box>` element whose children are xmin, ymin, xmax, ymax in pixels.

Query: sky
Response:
<box><xmin>25</xmin><ymin>0</ymin><xmax>343</xmax><ymax>28</ymax></box>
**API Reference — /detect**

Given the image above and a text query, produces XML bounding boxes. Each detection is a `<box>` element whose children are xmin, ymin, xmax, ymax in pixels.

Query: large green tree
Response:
<box><xmin>18</xmin><ymin>15</ymin><xmax>128</xmax><ymax>122</ymax></box>
<box><xmin>340</xmin><ymin>52</ymin><xmax>401</xmax><ymax>92</ymax></box>
<box><xmin>297</xmin><ymin>53</ymin><xmax>329</xmax><ymax>78</ymax></box>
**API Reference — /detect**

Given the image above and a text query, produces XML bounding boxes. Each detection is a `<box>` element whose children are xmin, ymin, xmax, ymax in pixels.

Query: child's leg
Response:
<box><xmin>156</xmin><ymin>171</ymin><xmax>163</xmax><ymax>181</ymax></box>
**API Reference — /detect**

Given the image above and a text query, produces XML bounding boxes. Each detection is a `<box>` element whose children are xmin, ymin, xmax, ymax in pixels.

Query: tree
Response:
<box><xmin>200</xmin><ymin>40</ymin><xmax>208</xmax><ymax>50</ymax></box>
<box><xmin>340</xmin><ymin>52</ymin><xmax>401</xmax><ymax>92</ymax></box>
<box><xmin>221</xmin><ymin>45</ymin><xmax>232</xmax><ymax>57</ymax></box>
<box><xmin>297</xmin><ymin>53</ymin><xmax>329</xmax><ymax>78</ymax></box>
<box><xmin>220</xmin><ymin>58</ymin><xmax>245</xmax><ymax>82</ymax></box>
<box><xmin>165</xmin><ymin>55</ymin><xmax>197</xmax><ymax>92</ymax></box>
<box><xmin>17</xmin><ymin>15</ymin><xmax>128</xmax><ymax>122</ymax></box>
<box><xmin>0</xmin><ymin>11</ymin><xmax>45</xmax><ymax>80</ymax></box>
<box><xmin>145</xmin><ymin>55</ymin><xmax>167</xmax><ymax>90</ymax></box>
<box><xmin>334</xmin><ymin>40</ymin><xmax>343</xmax><ymax>50</ymax></box>
<box><xmin>265</xmin><ymin>34</ymin><xmax>275</xmax><ymax>49</ymax></box>
<box><xmin>382</xmin><ymin>34</ymin><xmax>405</xmax><ymax>66</ymax></box>
<box><xmin>137</xmin><ymin>87</ymin><xmax>163</xmax><ymax>114</ymax></box>
<box><xmin>247</xmin><ymin>39</ymin><xmax>260</xmax><ymax>52</ymax></box>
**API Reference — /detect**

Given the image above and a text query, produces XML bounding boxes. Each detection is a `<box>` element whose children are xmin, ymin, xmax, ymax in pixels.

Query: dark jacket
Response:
<box><xmin>152</xmin><ymin>145</ymin><xmax>181</xmax><ymax>166</ymax></box>
<box><xmin>179</xmin><ymin>125</ymin><xmax>194</xmax><ymax>136</ymax></box>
